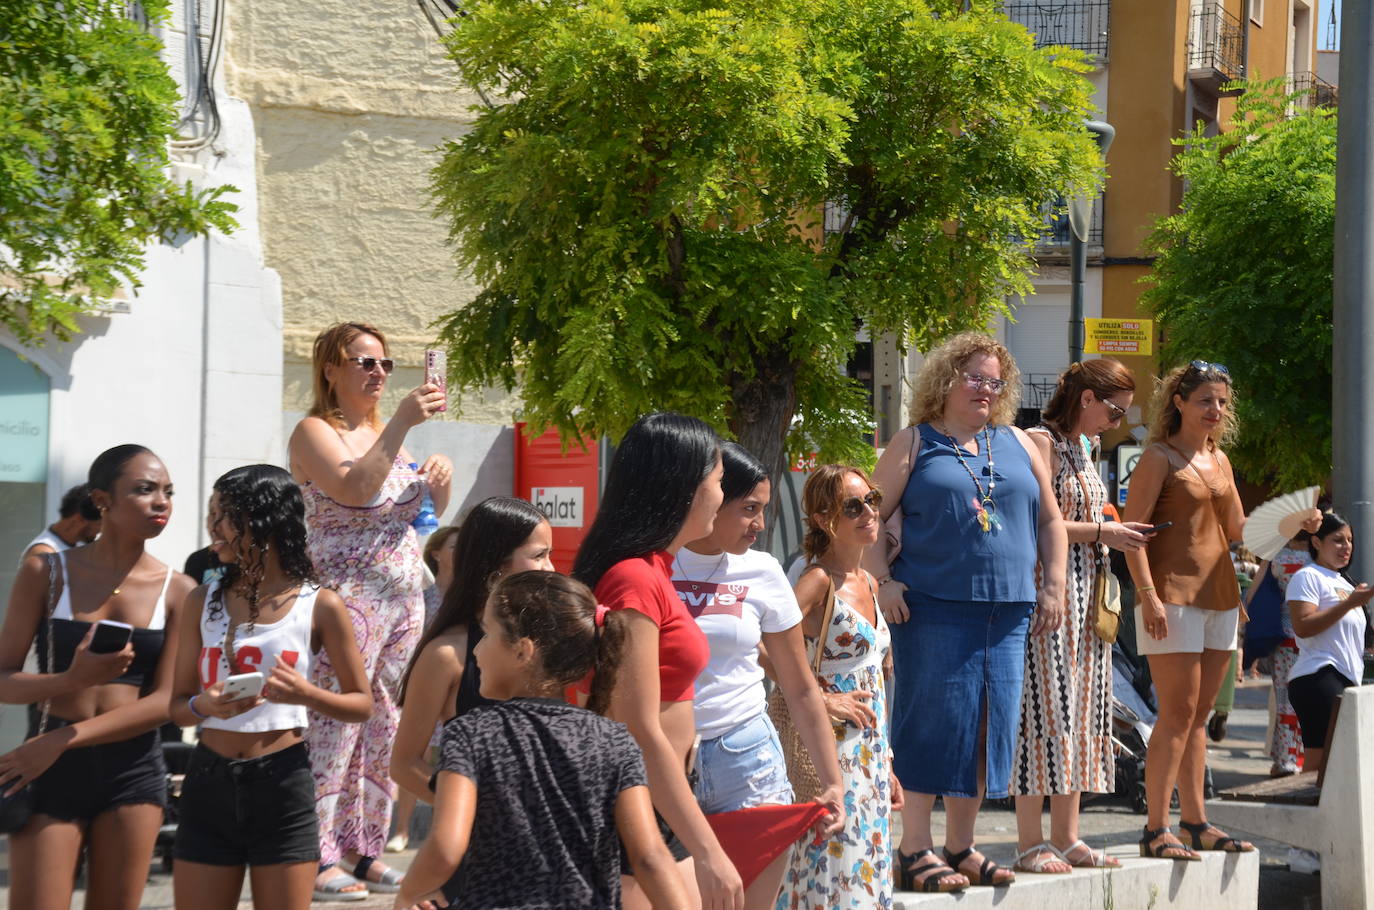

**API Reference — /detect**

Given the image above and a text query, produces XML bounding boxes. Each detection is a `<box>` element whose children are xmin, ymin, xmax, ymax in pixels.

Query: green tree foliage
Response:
<box><xmin>433</xmin><ymin>0</ymin><xmax>1100</xmax><ymax>473</ymax></box>
<box><xmin>1143</xmin><ymin>81</ymin><xmax>1335</xmax><ymax>490</ymax></box>
<box><xmin>0</xmin><ymin>0</ymin><xmax>237</xmax><ymax>344</ymax></box>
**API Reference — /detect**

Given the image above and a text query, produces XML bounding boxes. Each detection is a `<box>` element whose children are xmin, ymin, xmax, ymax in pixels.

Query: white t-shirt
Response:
<box><xmin>671</xmin><ymin>547</ymin><xmax>801</xmax><ymax>739</ymax></box>
<box><xmin>1286</xmin><ymin>564</ymin><xmax>1367</xmax><ymax>686</ymax></box>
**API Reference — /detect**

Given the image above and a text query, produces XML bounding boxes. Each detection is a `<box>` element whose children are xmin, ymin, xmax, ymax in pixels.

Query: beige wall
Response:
<box><xmin>225</xmin><ymin>0</ymin><xmax>518</xmax><ymax>423</ymax></box>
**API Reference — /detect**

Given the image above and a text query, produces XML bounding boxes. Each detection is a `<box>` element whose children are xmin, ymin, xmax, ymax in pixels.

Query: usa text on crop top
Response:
<box><xmin>595</xmin><ymin>552</ymin><xmax>709</xmax><ymax>702</ymax></box>
<box><xmin>37</xmin><ymin>552</ymin><xmax>169</xmax><ymax>690</ymax></box>
<box><xmin>197</xmin><ymin>578</ymin><xmax>320</xmax><ymax>733</ymax></box>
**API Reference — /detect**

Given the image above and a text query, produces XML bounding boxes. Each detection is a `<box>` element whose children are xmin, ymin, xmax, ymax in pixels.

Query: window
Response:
<box><xmin>1249</xmin><ymin>0</ymin><xmax>1263</xmax><ymax>27</ymax></box>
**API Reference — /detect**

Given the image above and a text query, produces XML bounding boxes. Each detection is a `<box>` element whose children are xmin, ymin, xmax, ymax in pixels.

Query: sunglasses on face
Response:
<box><xmin>961</xmin><ymin>372</ymin><xmax>1007</xmax><ymax>395</ymax></box>
<box><xmin>840</xmin><ymin>489</ymin><xmax>883</xmax><ymax>519</ymax></box>
<box><xmin>1186</xmin><ymin>359</ymin><xmax>1229</xmax><ymax>379</ymax></box>
<box><xmin>345</xmin><ymin>356</ymin><xmax>395</xmax><ymax>374</ymax></box>
<box><xmin>1098</xmin><ymin>396</ymin><xmax>1127</xmax><ymax>421</ymax></box>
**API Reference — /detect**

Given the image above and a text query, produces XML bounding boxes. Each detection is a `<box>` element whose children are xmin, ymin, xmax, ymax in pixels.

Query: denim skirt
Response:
<box><xmin>889</xmin><ymin>595</ymin><xmax>1033</xmax><ymax>798</ymax></box>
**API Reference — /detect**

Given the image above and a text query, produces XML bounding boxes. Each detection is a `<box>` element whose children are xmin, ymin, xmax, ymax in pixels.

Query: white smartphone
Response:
<box><xmin>425</xmin><ymin>348</ymin><xmax>448</xmax><ymax>413</ymax></box>
<box><xmin>89</xmin><ymin>620</ymin><xmax>134</xmax><ymax>654</ymax></box>
<box><xmin>220</xmin><ymin>671</ymin><xmax>265</xmax><ymax>702</ymax></box>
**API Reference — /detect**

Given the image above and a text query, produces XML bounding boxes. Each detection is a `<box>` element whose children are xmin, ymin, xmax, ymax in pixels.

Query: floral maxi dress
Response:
<box><xmin>302</xmin><ymin>457</ymin><xmax>426</xmax><ymax>865</ymax></box>
<box><xmin>776</xmin><ymin>590</ymin><xmax>893</xmax><ymax>910</ymax></box>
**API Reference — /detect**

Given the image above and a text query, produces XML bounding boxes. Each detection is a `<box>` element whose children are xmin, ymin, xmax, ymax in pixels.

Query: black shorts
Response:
<box><xmin>618</xmin><ymin>808</ymin><xmax>691</xmax><ymax>871</ymax></box>
<box><xmin>1287</xmin><ymin>664</ymin><xmax>1356</xmax><ymax>748</ymax></box>
<box><xmin>173</xmin><ymin>742</ymin><xmax>319</xmax><ymax>867</ymax></box>
<box><xmin>30</xmin><ymin>718</ymin><xmax>167</xmax><ymax>822</ymax></box>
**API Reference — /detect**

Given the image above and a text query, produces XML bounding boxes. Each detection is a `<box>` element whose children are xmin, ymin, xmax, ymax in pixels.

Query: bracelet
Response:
<box><xmin>187</xmin><ymin>694</ymin><xmax>208</xmax><ymax>720</ymax></box>
<box><xmin>1137</xmin><ymin>585</ymin><xmax>1156</xmax><ymax>594</ymax></box>
<box><xmin>877</xmin><ymin>576</ymin><xmax>900</xmax><ymax>588</ymax></box>
<box><xmin>1095</xmin><ymin>521</ymin><xmax>1102</xmax><ymax>543</ymax></box>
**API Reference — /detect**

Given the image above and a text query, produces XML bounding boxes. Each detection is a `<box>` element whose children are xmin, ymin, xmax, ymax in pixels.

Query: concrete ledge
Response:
<box><xmin>895</xmin><ymin>847</ymin><xmax>1258</xmax><ymax>910</ymax></box>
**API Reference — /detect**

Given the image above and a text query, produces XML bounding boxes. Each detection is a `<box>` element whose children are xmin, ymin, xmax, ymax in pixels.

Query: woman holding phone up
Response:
<box><xmin>170</xmin><ymin>465</ymin><xmax>372</xmax><ymax>909</ymax></box>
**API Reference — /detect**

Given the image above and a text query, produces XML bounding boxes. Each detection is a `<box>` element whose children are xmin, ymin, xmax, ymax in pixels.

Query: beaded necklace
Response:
<box><xmin>937</xmin><ymin>423</ymin><xmax>1000</xmax><ymax>533</ymax></box>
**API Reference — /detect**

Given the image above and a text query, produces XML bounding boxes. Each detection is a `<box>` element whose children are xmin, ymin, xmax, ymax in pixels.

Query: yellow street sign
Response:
<box><xmin>1085</xmin><ymin>318</ymin><xmax>1153</xmax><ymax>356</ymax></box>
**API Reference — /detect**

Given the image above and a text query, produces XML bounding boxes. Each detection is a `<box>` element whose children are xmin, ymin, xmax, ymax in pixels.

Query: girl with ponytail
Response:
<box><xmin>396</xmin><ymin>571</ymin><xmax>689</xmax><ymax>910</ymax></box>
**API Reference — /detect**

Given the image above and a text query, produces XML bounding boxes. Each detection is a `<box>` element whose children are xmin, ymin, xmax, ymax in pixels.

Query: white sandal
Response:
<box><xmin>1013</xmin><ymin>843</ymin><xmax>1072</xmax><ymax>874</ymax></box>
<box><xmin>1053</xmin><ymin>839</ymin><xmax>1120</xmax><ymax>868</ymax></box>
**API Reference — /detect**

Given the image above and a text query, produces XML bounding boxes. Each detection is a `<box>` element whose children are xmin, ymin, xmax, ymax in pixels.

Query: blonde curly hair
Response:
<box><xmin>1146</xmin><ymin>363</ymin><xmax>1238</xmax><ymax>448</ymax></box>
<box><xmin>909</xmin><ymin>332</ymin><xmax>1021</xmax><ymax>427</ymax></box>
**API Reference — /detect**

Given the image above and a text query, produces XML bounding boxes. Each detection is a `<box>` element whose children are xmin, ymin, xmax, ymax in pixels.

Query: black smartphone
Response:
<box><xmin>1144</xmin><ymin>521</ymin><xmax>1174</xmax><ymax>534</ymax></box>
<box><xmin>89</xmin><ymin>620</ymin><xmax>134</xmax><ymax>654</ymax></box>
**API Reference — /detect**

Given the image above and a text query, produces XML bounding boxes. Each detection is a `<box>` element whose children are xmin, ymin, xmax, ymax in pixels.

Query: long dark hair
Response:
<box><xmin>1308</xmin><ymin>511</ymin><xmax>1356</xmax><ymax>585</ymax></box>
<box><xmin>398</xmin><ymin>496</ymin><xmax>548</xmax><ymax>704</ymax></box>
<box><xmin>485</xmin><ymin>571</ymin><xmax>628</xmax><ymax>715</ymax></box>
<box><xmin>720</xmin><ymin>442</ymin><xmax>767</xmax><ymax>504</ymax></box>
<box><xmin>572</xmin><ymin>413</ymin><xmax>720</xmax><ymax>589</ymax></box>
<box><xmin>207</xmin><ymin>465</ymin><xmax>317</xmax><ymax>652</ymax></box>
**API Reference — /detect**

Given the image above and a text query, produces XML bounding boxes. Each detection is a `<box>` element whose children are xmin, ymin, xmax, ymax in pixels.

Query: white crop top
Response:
<box><xmin>197</xmin><ymin>579</ymin><xmax>319</xmax><ymax>733</ymax></box>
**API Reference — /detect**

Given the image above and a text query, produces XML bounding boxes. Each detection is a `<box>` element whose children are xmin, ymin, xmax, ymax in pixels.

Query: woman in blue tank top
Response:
<box><xmin>863</xmin><ymin>333</ymin><xmax>1067</xmax><ymax>892</ymax></box>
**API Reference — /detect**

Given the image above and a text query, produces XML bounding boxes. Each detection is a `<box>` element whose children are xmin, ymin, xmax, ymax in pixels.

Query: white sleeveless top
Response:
<box><xmin>197</xmin><ymin>579</ymin><xmax>319</xmax><ymax>733</ymax></box>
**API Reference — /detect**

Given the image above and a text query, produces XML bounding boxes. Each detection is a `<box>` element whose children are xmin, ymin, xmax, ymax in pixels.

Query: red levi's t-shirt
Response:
<box><xmin>596</xmin><ymin>552</ymin><xmax>709</xmax><ymax>702</ymax></box>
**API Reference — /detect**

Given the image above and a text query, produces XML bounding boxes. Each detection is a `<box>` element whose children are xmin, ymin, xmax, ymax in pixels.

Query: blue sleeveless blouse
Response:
<box><xmin>891</xmin><ymin>423</ymin><xmax>1040</xmax><ymax>603</ymax></box>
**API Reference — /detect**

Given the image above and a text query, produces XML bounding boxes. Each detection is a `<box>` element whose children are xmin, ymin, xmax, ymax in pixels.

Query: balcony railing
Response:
<box><xmin>1001</xmin><ymin>1</ymin><xmax>1111</xmax><ymax>60</ymax></box>
<box><xmin>1036</xmin><ymin>195</ymin><xmax>1104</xmax><ymax>250</ymax></box>
<box><xmin>1021</xmin><ymin>373</ymin><xmax>1063</xmax><ymax>410</ymax></box>
<box><xmin>1290</xmin><ymin>71</ymin><xmax>1339</xmax><ymax>110</ymax></box>
<box><xmin>1187</xmin><ymin>2</ymin><xmax>1246</xmax><ymax>95</ymax></box>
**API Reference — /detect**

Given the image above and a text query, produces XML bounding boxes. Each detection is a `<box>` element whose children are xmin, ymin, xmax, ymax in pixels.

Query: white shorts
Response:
<box><xmin>1134</xmin><ymin>604</ymin><xmax>1238</xmax><ymax>655</ymax></box>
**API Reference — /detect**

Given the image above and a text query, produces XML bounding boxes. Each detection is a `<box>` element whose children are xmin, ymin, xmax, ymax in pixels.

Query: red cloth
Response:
<box><xmin>587</xmin><ymin>552</ymin><xmax>709</xmax><ymax>702</ymax></box>
<box><xmin>706</xmin><ymin>803</ymin><xmax>829</xmax><ymax>888</ymax></box>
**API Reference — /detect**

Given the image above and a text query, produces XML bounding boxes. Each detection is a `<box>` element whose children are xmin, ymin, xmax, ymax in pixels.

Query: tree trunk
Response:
<box><xmin>728</xmin><ymin>347</ymin><xmax>798</xmax><ymax>552</ymax></box>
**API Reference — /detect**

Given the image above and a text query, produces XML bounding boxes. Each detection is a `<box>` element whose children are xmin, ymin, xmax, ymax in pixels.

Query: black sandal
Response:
<box><xmin>896</xmin><ymin>848</ymin><xmax>967</xmax><ymax>893</ymax></box>
<box><xmin>1139</xmin><ymin>825</ymin><xmax>1201</xmax><ymax>861</ymax></box>
<box><xmin>943</xmin><ymin>844</ymin><xmax>1014</xmax><ymax>887</ymax></box>
<box><xmin>1178</xmin><ymin>819</ymin><xmax>1255</xmax><ymax>853</ymax></box>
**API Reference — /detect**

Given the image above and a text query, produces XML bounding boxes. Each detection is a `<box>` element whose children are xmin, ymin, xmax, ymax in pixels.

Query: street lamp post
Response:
<box><xmin>1069</xmin><ymin>120</ymin><xmax>1115</xmax><ymax>365</ymax></box>
<box><xmin>1333</xmin><ymin>5</ymin><xmax>1374</xmax><ymax>581</ymax></box>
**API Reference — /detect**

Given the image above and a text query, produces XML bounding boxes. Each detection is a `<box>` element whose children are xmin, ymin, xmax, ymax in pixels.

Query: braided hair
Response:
<box><xmin>208</xmin><ymin>465</ymin><xmax>317</xmax><ymax>667</ymax></box>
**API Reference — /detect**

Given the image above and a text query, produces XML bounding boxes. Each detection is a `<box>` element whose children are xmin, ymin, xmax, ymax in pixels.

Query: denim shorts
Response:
<box><xmin>30</xmin><ymin>718</ymin><xmax>167</xmax><ymax>822</ymax></box>
<box><xmin>692</xmin><ymin>712</ymin><xmax>793</xmax><ymax>815</ymax></box>
<box><xmin>173</xmin><ymin>742</ymin><xmax>319</xmax><ymax>867</ymax></box>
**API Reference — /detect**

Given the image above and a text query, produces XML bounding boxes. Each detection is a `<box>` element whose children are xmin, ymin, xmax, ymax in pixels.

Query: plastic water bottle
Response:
<box><xmin>409</xmin><ymin>463</ymin><xmax>439</xmax><ymax>536</ymax></box>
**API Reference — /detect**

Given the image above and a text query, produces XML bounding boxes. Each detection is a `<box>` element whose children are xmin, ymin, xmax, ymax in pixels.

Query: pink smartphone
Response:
<box><xmin>425</xmin><ymin>348</ymin><xmax>447</xmax><ymax>413</ymax></box>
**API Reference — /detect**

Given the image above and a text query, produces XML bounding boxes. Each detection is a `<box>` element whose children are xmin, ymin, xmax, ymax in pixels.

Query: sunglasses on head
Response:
<box><xmin>840</xmin><ymin>489</ymin><xmax>883</xmax><ymax>519</ymax></box>
<box><xmin>1186</xmin><ymin>360</ymin><xmax>1229</xmax><ymax>379</ymax></box>
<box><xmin>346</xmin><ymin>356</ymin><xmax>395</xmax><ymax>374</ymax></box>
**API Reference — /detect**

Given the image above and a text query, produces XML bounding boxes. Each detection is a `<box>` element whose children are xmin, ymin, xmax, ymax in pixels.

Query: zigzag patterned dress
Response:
<box><xmin>1012</xmin><ymin>428</ymin><xmax>1113</xmax><ymax>796</ymax></box>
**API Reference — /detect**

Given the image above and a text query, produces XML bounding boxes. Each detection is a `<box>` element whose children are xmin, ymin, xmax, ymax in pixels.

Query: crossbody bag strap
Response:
<box><xmin>37</xmin><ymin>556</ymin><xmax>58</xmax><ymax>736</ymax></box>
<box><xmin>811</xmin><ymin>575</ymin><xmax>838</xmax><ymax>676</ymax></box>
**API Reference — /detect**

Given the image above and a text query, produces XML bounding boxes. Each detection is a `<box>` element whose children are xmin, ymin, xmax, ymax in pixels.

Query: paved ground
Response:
<box><xmin>0</xmin><ymin>677</ymin><xmax>1321</xmax><ymax>907</ymax></box>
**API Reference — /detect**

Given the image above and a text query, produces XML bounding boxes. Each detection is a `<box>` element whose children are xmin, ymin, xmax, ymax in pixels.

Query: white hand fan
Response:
<box><xmin>1243</xmin><ymin>486</ymin><xmax>1321</xmax><ymax>561</ymax></box>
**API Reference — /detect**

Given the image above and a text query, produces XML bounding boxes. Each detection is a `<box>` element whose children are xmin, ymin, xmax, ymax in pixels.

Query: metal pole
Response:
<box><xmin>1069</xmin><ymin>235</ymin><xmax>1086</xmax><ymax>364</ymax></box>
<box><xmin>1333</xmin><ymin>3</ymin><xmax>1374</xmax><ymax>582</ymax></box>
<box><xmin>1069</xmin><ymin>121</ymin><xmax>1115</xmax><ymax>366</ymax></box>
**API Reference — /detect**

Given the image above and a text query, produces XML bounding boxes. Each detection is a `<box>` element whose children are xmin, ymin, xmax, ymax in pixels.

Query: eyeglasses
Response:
<box><xmin>961</xmin><ymin>372</ymin><xmax>1008</xmax><ymax>395</ymax></box>
<box><xmin>345</xmin><ymin>356</ymin><xmax>395</xmax><ymax>374</ymax></box>
<box><xmin>1098</xmin><ymin>396</ymin><xmax>1127</xmax><ymax>421</ymax></box>
<box><xmin>840</xmin><ymin>490</ymin><xmax>883</xmax><ymax>519</ymax></box>
<box><xmin>1187</xmin><ymin>360</ymin><xmax>1229</xmax><ymax>378</ymax></box>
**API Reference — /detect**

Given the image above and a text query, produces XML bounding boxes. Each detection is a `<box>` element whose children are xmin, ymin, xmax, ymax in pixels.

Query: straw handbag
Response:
<box><xmin>766</xmin><ymin>574</ymin><xmax>837</xmax><ymax>802</ymax></box>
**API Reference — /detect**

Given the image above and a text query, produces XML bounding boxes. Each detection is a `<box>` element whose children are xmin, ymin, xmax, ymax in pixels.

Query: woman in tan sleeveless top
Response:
<box><xmin>1123</xmin><ymin>362</ymin><xmax>1317</xmax><ymax>862</ymax></box>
